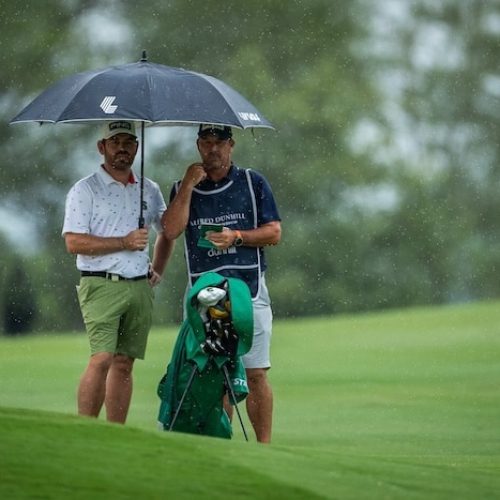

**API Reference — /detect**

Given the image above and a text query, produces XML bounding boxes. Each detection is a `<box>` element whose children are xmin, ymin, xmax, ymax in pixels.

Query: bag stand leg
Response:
<box><xmin>222</xmin><ymin>364</ymin><xmax>249</xmax><ymax>442</ymax></box>
<box><xmin>169</xmin><ymin>363</ymin><xmax>198</xmax><ymax>431</ymax></box>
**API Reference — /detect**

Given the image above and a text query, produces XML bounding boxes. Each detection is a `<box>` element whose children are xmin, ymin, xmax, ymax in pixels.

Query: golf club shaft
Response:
<box><xmin>169</xmin><ymin>363</ymin><xmax>197</xmax><ymax>431</ymax></box>
<box><xmin>222</xmin><ymin>365</ymin><xmax>248</xmax><ymax>442</ymax></box>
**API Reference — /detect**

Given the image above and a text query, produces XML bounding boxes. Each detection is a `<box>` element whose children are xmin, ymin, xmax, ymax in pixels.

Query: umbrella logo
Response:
<box><xmin>100</xmin><ymin>96</ymin><xmax>118</xmax><ymax>114</ymax></box>
<box><xmin>238</xmin><ymin>112</ymin><xmax>261</xmax><ymax>122</ymax></box>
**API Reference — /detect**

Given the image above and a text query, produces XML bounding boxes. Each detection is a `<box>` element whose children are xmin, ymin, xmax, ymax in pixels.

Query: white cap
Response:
<box><xmin>102</xmin><ymin>121</ymin><xmax>137</xmax><ymax>139</ymax></box>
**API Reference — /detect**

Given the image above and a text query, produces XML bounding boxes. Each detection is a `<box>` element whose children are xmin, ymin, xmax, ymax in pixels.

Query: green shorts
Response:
<box><xmin>77</xmin><ymin>277</ymin><xmax>154</xmax><ymax>359</ymax></box>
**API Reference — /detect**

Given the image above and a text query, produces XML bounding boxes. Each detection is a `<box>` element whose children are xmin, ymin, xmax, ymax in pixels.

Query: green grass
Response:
<box><xmin>1</xmin><ymin>300</ymin><xmax>500</xmax><ymax>499</ymax></box>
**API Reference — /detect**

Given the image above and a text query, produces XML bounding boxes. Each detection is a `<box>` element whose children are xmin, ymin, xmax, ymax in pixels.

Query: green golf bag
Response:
<box><xmin>157</xmin><ymin>272</ymin><xmax>253</xmax><ymax>439</ymax></box>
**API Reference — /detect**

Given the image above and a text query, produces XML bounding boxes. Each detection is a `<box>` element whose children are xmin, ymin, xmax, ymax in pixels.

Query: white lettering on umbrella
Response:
<box><xmin>238</xmin><ymin>112</ymin><xmax>261</xmax><ymax>122</ymax></box>
<box><xmin>100</xmin><ymin>96</ymin><xmax>118</xmax><ymax>114</ymax></box>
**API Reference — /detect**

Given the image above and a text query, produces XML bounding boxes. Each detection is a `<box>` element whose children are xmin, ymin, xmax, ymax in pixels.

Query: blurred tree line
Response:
<box><xmin>0</xmin><ymin>0</ymin><xmax>499</xmax><ymax>334</ymax></box>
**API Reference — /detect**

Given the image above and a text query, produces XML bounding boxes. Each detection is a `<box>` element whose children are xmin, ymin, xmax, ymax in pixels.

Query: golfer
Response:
<box><xmin>62</xmin><ymin>120</ymin><xmax>173</xmax><ymax>424</ymax></box>
<box><xmin>162</xmin><ymin>124</ymin><xmax>281</xmax><ymax>443</ymax></box>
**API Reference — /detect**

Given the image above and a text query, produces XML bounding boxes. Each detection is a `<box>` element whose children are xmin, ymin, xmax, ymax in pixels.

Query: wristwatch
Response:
<box><xmin>233</xmin><ymin>230</ymin><xmax>243</xmax><ymax>247</ymax></box>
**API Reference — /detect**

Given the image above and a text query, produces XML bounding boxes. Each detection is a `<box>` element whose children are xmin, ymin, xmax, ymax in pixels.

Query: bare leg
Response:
<box><xmin>105</xmin><ymin>354</ymin><xmax>135</xmax><ymax>424</ymax></box>
<box><xmin>223</xmin><ymin>394</ymin><xmax>233</xmax><ymax>421</ymax></box>
<box><xmin>78</xmin><ymin>352</ymin><xmax>113</xmax><ymax>418</ymax></box>
<box><xmin>245</xmin><ymin>368</ymin><xmax>273</xmax><ymax>443</ymax></box>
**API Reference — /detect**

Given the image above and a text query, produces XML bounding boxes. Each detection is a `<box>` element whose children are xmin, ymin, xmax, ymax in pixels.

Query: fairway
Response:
<box><xmin>1</xmin><ymin>300</ymin><xmax>499</xmax><ymax>499</ymax></box>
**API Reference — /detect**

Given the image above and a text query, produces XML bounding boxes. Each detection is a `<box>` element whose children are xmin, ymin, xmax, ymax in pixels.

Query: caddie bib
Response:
<box><xmin>179</xmin><ymin>167</ymin><xmax>262</xmax><ymax>299</ymax></box>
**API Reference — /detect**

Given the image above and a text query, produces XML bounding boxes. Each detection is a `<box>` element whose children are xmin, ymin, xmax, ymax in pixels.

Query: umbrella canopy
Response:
<box><xmin>10</xmin><ymin>52</ymin><xmax>274</xmax><ymax>227</ymax></box>
<box><xmin>10</xmin><ymin>52</ymin><xmax>274</xmax><ymax>130</ymax></box>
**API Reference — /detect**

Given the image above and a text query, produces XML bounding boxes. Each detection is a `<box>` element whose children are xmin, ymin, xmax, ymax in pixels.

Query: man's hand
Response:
<box><xmin>148</xmin><ymin>264</ymin><xmax>162</xmax><ymax>287</ymax></box>
<box><xmin>123</xmin><ymin>228</ymin><xmax>149</xmax><ymax>251</ymax></box>
<box><xmin>207</xmin><ymin>227</ymin><xmax>236</xmax><ymax>250</ymax></box>
<box><xmin>183</xmin><ymin>163</ymin><xmax>207</xmax><ymax>188</ymax></box>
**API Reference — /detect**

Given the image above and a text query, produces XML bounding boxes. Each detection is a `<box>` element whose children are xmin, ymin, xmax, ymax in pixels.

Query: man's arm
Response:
<box><xmin>207</xmin><ymin>221</ymin><xmax>281</xmax><ymax>250</ymax></box>
<box><xmin>236</xmin><ymin>221</ymin><xmax>281</xmax><ymax>247</ymax></box>
<box><xmin>64</xmin><ymin>229</ymin><xmax>149</xmax><ymax>255</ymax></box>
<box><xmin>162</xmin><ymin>163</ymin><xmax>207</xmax><ymax>240</ymax></box>
<box><xmin>148</xmin><ymin>232</ymin><xmax>175</xmax><ymax>286</ymax></box>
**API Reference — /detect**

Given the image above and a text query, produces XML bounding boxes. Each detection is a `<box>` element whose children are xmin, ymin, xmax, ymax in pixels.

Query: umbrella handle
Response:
<box><xmin>138</xmin><ymin>121</ymin><xmax>145</xmax><ymax>228</ymax></box>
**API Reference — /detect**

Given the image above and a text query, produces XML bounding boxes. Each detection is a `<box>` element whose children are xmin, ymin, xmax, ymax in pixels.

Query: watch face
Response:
<box><xmin>235</xmin><ymin>237</ymin><xmax>243</xmax><ymax>247</ymax></box>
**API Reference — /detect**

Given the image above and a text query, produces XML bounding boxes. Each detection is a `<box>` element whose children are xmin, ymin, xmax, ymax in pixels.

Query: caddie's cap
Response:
<box><xmin>102</xmin><ymin>121</ymin><xmax>137</xmax><ymax>140</ymax></box>
<box><xmin>198</xmin><ymin>124</ymin><xmax>232</xmax><ymax>140</ymax></box>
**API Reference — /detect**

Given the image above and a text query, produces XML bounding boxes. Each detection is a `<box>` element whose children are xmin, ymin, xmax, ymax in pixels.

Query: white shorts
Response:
<box><xmin>241</xmin><ymin>275</ymin><xmax>273</xmax><ymax>370</ymax></box>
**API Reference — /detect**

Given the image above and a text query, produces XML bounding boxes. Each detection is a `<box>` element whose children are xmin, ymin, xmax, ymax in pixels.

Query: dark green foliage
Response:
<box><xmin>1</xmin><ymin>258</ymin><xmax>36</xmax><ymax>334</ymax></box>
<box><xmin>1</xmin><ymin>0</ymin><xmax>500</xmax><ymax>331</ymax></box>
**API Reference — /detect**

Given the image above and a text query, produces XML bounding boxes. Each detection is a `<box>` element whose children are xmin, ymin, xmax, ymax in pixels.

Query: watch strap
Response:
<box><xmin>233</xmin><ymin>230</ymin><xmax>243</xmax><ymax>246</ymax></box>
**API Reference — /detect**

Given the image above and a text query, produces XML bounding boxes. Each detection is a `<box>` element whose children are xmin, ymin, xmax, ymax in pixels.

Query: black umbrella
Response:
<box><xmin>10</xmin><ymin>51</ymin><xmax>274</xmax><ymax>226</ymax></box>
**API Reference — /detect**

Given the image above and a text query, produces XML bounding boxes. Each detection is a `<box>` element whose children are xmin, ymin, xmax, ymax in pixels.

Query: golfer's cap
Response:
<box><xmin>102</xmin><ymin>121</ymin><xmax>137</xmax><ymax>140</ymax></box>
<box><xmin>198</xmin><ymin>124</ymin><xmax>232</xmax><ymax>140</ymax></box>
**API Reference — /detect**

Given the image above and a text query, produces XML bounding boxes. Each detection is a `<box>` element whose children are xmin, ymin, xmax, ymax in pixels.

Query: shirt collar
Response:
<box><xmin>197</xmin><ymin>164</ymin><xmax>236</xmax><ymax>190</ymax></box>
<box><xmin>99</xmin><ymin>165</ymin><xmax>137</xmax><ymax>185</ymax></box>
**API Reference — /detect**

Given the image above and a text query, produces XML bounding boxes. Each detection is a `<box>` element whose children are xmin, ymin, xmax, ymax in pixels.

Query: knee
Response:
<box><xmin>246</xmin><ymin>368</ymin><xmax>268</xmax><ymax>389</ymax></box>
<box><xmin>89</xmin><ymin>352</ymin><xmax>114</xmax><ymax>373</ymax></box>
<box><xmin>112</xmin><ymin>354</ymin><xmax>135</xmax><ymax>376</ymax></box>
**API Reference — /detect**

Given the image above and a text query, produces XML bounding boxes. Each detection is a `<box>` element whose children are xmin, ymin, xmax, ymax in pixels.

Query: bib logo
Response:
<box><xmin>208</xmin><ymin>247</ymin><xmax>237</xmax><ymax>257</ymax></box>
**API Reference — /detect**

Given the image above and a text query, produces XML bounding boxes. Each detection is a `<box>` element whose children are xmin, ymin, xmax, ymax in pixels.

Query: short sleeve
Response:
<box><xmin>62</xmin><ymin>181</ymin><xmax>93</xmax><ymax>236</ymax></box>
<box><xmin>249</xmin><ymin>171</ymin><xmax>281</xmax><ymax>226</ymax></box>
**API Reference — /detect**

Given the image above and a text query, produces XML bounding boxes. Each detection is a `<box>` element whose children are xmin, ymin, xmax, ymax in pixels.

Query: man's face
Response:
<box><xmin>100</xmin><ymin>133</ymin><xmax>138</xmax><ymax>170</ymax></box>
<box><xmin>197</xmin><ymin>135</ymin><xmax>234</xmax><ymax>173</ymax></box>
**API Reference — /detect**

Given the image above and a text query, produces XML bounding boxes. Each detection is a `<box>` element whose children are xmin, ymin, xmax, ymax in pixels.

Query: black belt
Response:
<box><xmin>81</xmin><ymin>271</ymin><xmax>148</xmax><ymax>281</ymax></box>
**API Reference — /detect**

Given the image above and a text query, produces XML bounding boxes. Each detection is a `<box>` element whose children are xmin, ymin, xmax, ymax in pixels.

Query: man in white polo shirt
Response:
<box><xmin>62</xmin><ymin>120</ymin><xmax>173</xmax><ymax>424</ymax></box>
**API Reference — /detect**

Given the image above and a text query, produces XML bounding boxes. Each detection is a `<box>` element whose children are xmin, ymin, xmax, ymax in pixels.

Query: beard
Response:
<box><xmin>202</xmin><ymin>153</ymin><xmax>228</xmax><ymax>172</ymax></box>
<box><xmin>110</xmin><ymin>152</ymin><xmax>134</xmax><ymax>170</ymax></box>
